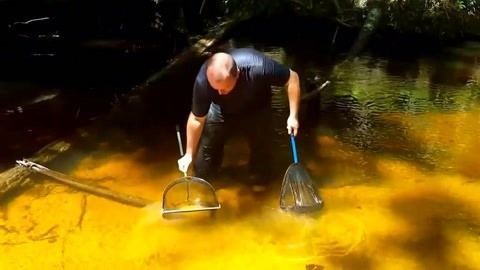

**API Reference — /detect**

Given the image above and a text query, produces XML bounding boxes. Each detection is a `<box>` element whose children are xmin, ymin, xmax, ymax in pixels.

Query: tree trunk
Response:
<box><xmin>348</xmin><ymin>5</ymin><xmax>382</xmax><ymax>58</ymax></box>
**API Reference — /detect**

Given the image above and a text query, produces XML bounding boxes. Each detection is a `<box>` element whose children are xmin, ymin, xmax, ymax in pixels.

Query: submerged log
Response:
<box><xmin>17</xmin><ymin>160</ymin><xmax>152</xmax><ymax>208</ymax></box>
<box><xmin>0</xmin><ymin>140</ymin><xmax>71</xmax><ymax>201</ymax></box>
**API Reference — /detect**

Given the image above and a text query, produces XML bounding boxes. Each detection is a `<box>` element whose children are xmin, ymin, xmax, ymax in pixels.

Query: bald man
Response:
<box><xmin>178</xmin><ymin>48</ymin><xmax>300</xmax><ymax>181</ymax></box>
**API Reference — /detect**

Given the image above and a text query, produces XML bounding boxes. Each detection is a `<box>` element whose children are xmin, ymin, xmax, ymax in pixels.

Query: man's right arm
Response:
<box><xmin>179</xmin><ymin>66</ymin><xmax>210</xmax><ymax>173</ymax></box>
<box><xmin>178</xmin><ymin>112</ymin><xmax>206</xmax><ymax>173</ymax></box>
<box><xmin>186</xmin><ymin>112</ymin><xmax>206</xmax><ymax>158</ymax></box>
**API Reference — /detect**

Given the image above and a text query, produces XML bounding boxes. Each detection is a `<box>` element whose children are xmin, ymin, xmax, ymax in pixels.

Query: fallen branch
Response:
<box><xmin>301</xmin><ymin>80</ymin><xmax>331</xmax><ymax>102</ymax></box>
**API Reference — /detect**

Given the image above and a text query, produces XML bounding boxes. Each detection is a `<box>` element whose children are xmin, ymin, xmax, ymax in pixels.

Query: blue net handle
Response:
<box><xmin>290</xmin><ymin>134</ymin><xmax>299</xmax><ymax>164</ymax></box>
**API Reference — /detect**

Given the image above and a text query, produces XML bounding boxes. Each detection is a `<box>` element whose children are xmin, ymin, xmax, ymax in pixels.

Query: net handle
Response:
<box><xmin>290</xmin><ymin>134</ymin><xmax>299</xmax><ymax>164</ymax></box>
<box><xmin>176</xmin><ymin>125</ymin><xmax>187</xmax><ymax>177</ymax></box>
<box><xmin>176</xmin><ymin>125</ymin><xmax>184</xmax><ymax>156</ymax></box>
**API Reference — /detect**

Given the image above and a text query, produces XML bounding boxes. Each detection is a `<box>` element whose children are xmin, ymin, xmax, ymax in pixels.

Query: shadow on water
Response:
<box><xmin>328</xmin><ymin>253</ymin><xmax>374</xmax><ymax>270</ymax></box>
<box><xmin>388</xmin><ymin>187</ymin><xmax>480</xmax><ymax>270</ymax></box>
<box><xmin>0</xmin><ymin>0</ymin><xmax>198</xmax><ymax>171</ymax></box>
<box><xmin>384</xmin><ymin>55</ymin><xmax>421</xmax><ymax>80</ymax></box>
<box><xmin>0</xmin><ymin>50</ymin><xmax>174</xmax><ymax>171</ymax></box>
<box><xmin>105</xmin><ymin>52</ymin><xmax>211</xmax><ymax>130</ymax></box>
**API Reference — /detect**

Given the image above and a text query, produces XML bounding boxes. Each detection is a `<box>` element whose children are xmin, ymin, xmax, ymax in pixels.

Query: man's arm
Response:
<box><xmin>286</xmin><ymin>69</ymin><xmax>300</xmax><ymax>136</ymax></box>
<box><xmin>259</xmin><ymin>53</ymin><xmax>300</xmax><ymax>135</ymax></box>
<box><xmin>186</xmin><ymin>112</ymin><xmax>206</xmax><ymax>157</ymax></box>
<box><xmin>178</xmin><ymin>112</ymin><xmax>206</xmax><ymax>173</ymax></box>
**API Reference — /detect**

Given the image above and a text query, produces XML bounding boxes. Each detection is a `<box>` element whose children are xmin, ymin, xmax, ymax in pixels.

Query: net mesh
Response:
<box><xmin>162</xmin><ymin>176</ymin><xmax>220</xmax><ymax>213</ymax></box>
<box><xmin>280</xmin><ymin>164</ymin><xmax>323</xmax><ymax>213</ymax></box>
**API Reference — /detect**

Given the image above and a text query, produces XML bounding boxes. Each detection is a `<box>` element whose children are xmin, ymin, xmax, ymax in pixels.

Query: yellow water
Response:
<box><xmin>2</xmin><ymin>108</ymin><xmax>480</xmax><ymax>269</ymax></box>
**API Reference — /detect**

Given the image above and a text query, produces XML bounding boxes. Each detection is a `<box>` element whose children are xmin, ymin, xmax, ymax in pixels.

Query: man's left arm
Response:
<box><xmin>261</xmin><ymin>55</ymin><xmax>301</xmax><ymax>135</ymax></box>
<box><xmin>285</xmin><ymin>69</ymin><xmax>300</xmax><ymax>136</ymax></box>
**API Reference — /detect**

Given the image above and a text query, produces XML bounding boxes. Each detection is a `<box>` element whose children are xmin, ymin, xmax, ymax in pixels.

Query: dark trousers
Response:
<box><xmin>194</xmin><ymin>103</ymin><xmax>274</xmax><ymax>180</ymax></box>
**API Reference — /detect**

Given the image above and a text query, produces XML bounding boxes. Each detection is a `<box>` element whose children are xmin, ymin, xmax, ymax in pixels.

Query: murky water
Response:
<box><xmin>1</xmin><ymin>42</ymin><xmax>480</xmax><ymax>269</ymax></box>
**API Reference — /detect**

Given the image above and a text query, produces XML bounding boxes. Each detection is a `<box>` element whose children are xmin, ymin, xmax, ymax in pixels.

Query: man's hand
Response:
<box><xmin>178</xmin><ymin>154</ymin><xmax>192</xmax><ymax>175</ymax></box>
<box><xmin>287</xmin><ymin>115</ymin><xmax>299</xmax><ymax>136</ymax></box>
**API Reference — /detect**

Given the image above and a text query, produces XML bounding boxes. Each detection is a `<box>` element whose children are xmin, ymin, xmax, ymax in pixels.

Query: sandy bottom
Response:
<box><xmin>2</xmin><ymin>110</ymin><xmax>480</xmax><ymax>270</ymax></box>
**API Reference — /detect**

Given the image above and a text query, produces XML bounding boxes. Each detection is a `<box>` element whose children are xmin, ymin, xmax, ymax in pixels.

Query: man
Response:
<box><xmin>178</xmin><ymin>48</ymin><xmax>301</xmax><ymax>181</ymax></box>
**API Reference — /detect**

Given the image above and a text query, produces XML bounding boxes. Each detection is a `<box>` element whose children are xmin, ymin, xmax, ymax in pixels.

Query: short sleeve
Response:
<box><xmin>191</xmin><ymin>78</ymin><xmax>212</xmax><ymax>117</ymax></box>
<box><xmin>262</xmin><ymin>56</ymin><xmax>291</xmax><ymax>86</ymax></box>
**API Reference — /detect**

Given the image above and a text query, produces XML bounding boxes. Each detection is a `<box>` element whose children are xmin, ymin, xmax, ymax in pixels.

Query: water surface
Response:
<box><xmin>1</xmin><ymin>42</ymin><xmax>480</xmax><ymax>269</ymax></box>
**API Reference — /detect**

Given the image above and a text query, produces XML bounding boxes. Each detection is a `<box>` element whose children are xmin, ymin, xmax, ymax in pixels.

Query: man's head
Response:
<box><xmin>206</xmin><ymin>52</ymin><xmax>239</xmax><ymax>95</ymax></box>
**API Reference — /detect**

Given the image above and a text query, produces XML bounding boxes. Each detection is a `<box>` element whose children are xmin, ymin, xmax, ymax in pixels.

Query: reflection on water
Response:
<box><xmin>1</xmin><ymin>42</ymin><xmax>480</xmax><ymax>269</ymax></box>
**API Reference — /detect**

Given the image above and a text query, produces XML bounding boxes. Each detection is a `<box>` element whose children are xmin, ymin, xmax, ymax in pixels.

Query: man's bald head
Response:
<box><xmin>206</xmin><ymin>52</ymin><xmax>239</xmax><ymax>95</ymax></box>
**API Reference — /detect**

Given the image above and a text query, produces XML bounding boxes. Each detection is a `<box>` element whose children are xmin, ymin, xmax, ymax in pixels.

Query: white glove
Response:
<box><xmin>177</xmin><ymin>154</ymin><xmax>192</xmax><ymax>175</ymax></box>
<box><xmin>287</xmin><ymin>115</ymin><xmax>299</xmax><ymax>136</ymax></box>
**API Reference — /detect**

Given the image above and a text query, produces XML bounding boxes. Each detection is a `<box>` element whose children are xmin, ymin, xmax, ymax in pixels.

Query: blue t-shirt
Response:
<box><xmin>191</xmin><ymin>48</ymin><xmax>291</xmax><ymax>117</ymax></box>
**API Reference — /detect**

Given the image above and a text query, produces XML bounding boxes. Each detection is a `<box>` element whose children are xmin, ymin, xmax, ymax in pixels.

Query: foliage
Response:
<box><xmin>220</xmin><ymin>0</ymin><xmax>480</xmax><ymax>39</ymax></box>
<box><xmin>385</xmin><ymin>0</ymin><xmax>480</xmax><ymax>38</ymax></box>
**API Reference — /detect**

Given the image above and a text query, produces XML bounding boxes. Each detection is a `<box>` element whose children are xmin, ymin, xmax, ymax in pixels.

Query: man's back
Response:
<box><xmin>192</xmin><ymin>48</ymin><xmax>290</xmax><ymax>116</ymax></box>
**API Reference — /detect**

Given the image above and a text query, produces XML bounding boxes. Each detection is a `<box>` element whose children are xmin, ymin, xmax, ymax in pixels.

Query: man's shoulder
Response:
<box><xmin>230</xmin><ymin>48</ymin><xmax>263</xmax><ymax>57</ymax></box>
<box><xmin>194</xmin><ymin>62</ymin><xmax>208</xmax><ymax>83</ymax></box>
<box><xmin>229</xmin><ymin>48</ymin><xmax>267</xmax><ymax>68</ymax></box>
<box><xmin>194</xmin><ymin>62</ymin><xmax>213</xmax><ymax>93</ymax></box>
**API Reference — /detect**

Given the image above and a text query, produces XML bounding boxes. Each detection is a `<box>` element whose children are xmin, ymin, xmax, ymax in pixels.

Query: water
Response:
<box><xmin>0</xmin><ymin>44</ymin><xmax>169</xmax><ymax>171</ymax></box>
<box><xmin>1</xmin><ymin>41</ymin><xmax>480</xmax><ymax>269</ymax></box>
